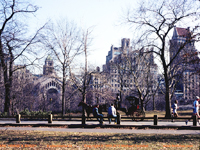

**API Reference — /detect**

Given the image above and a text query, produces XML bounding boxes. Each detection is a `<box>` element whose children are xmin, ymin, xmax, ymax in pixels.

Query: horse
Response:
<box><xmin>78</xmin><ymin>101</ymin><xmax>108</xmax><ymax>118</ymax></box>
<box><xmin>78</xmin><ymin>101</ymin><xmax>94</xmax><ymax>118</ymax></box>
<box><xmin>98</xmin><ymin>103</ymin><xmax>109</xmax><ymax>113</ymax></box>
<box><xmin>126</xmin><ymin>105</ymin><xmax>137</xmax><ymax>116</ymax></box>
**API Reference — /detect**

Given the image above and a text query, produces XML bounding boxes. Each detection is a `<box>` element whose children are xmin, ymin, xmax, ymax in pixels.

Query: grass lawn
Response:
<box><xmin>0</xmin><ymin>130</ymin><xmax>199</xmax><ymax>150</ymax></box>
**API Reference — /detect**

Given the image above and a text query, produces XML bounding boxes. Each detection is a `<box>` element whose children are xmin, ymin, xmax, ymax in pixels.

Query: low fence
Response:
<box><xmin>10</xmin><ymin>114</ymin><xmax>199</xmax><ymax>126</ymax></box>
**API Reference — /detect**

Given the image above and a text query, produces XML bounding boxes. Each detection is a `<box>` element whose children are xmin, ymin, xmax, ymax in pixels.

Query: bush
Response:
<box><xmin>20</xmin><ymin>109</ymin><xmax>52</xmax><ymax>116</ymax></box>
<box><xmin>20</xmin><ymin>108</ymin><xmax>31</xmax><ymax>116</ymax></box>
<box><xmin>0</xmin><ymin>112</ymin><xmax>8</xmax><ymax>117</ymax></box>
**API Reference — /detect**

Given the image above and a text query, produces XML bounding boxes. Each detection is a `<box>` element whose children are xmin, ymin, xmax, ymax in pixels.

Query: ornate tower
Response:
<box><xmin>43</xmin><ymin>55</ymin><xmax>55</xmax><ymax>76</ymax></box>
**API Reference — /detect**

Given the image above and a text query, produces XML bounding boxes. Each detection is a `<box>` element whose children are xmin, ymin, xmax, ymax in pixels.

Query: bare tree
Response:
<box><xmin>108</xmin><ymin>56</ymin><xmax>127</xmax><ymax>107</ymax></box>
<box><xmin>43</xmin><ymin>19</ymin><xmax>83</xmax><ymax>116</ymax></box>
<box><xmin>0</xmin><ymin>0</ymin><xmax>45</xmax><ymax>116</ymax></box>
<box><xmin>70</xmin><ymin>67</ymin><xmax>93</xmax><ymax>124</ymax></box>
<box><xmin>111</xmin><ymin>47</ymin><xmax>158</xmax><ymax>111</ymax></box>
<box><xmin>127</xmin><ymin>48</ymin><xmax>158</xmax><ymax>111</ymax></box>
<box><xmin>68</xmin><ymin>28</ymin><xmax>96</xmax><ymax>123</ymax></box>
<box><xmin>125</xmin><ymin>0</ymin><xmax>200</xmax><ymax>117</ymax></box>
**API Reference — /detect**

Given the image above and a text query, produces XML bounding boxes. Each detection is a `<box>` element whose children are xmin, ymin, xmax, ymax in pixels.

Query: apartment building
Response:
<box><xmin>97</xmin><ymin>38</ymin><xmax>158</xmax><ymax>107</ymax></box>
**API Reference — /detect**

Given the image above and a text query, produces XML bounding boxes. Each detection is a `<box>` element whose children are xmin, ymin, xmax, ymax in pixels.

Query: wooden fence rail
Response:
<box><xmin>11</xmin><ymin>114</ymin><xmax>199</xmax><ymax>126</ymax></box>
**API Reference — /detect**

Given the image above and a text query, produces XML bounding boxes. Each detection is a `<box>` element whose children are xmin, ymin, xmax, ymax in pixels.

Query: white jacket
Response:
<box><xmin>108</xmin><ymin>106</ymin><xmax>116</xmax><ymax>116</ymax></box>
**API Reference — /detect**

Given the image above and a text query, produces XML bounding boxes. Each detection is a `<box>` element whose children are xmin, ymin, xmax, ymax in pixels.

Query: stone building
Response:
<box><xmin>0</xmin><ymin>54</ymin><xmax>63</xmax><ymax>113</ymax></box>
<box><xmin>93</xmin><ymin>38</ymin><xmax>158</xmax><ymax>109</ymax></box>
<box><xmin>169</xmin><ymin>26</ymin><xmax>200</xmax><ymax>103</ymax></box>
<box><xmin>106</xmin><ymin>38</ymin><xmax>131</xmax><ymax>64</ymax></box>
<box><xmin>32</xmin><ymin>55</ymin><xmax>62</xmax><ymax>112</ymax></box>
<box><xmin>89</xmin><ymin>67</ymin><xmax>111</xmax><ymax>105</ymax></box>
<box><xmin>43</xmin><ymin>55</ymin><xmax>57</xmax><ymax>76</ymax></box>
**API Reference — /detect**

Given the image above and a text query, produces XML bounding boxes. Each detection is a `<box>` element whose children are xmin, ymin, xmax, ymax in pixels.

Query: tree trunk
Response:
<box><xmin>62</xmin><ymin>68</ymin><xmax>66</xmax><ymax>116</ymax></box>
<box><xmin>164</xmin><ymin>69</ymin><xmax>172</xmax><ymax>118</ymax></box>
<box><xmin>2</xmin><ymin>56</ymin><xmax>12</xmax><ymax>116</ymax></box>
<box><xmin>141</xmin><ymin>99</ymin><xmax>145</xmax><ymax>112</ymax></box>
<box><xmin>4</xmin><ymin>84</ymin><xmax>11</xmax><ymax>116</ymax></box>
<box><xmin>165</xmin><ymin>80</ymin><xmax>171</xmax><ymax>118</ymax></box>
<box><xmin>82</xmin><ymin>32</ymin><xmax>88</xmax><ymax>124</ymax></box>
<box><xmin>153</xmin><ymin>96</ymin><xmax>155</xmax><ymax>111</ymax></box>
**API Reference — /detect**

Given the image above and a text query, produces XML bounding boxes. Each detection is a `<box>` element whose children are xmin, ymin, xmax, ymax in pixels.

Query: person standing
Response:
<box><xmin>114</xmin><ymin>93</ymin><xmax>120</xmax><ymax>109</ymax></box>
<box><xmin>108</xmin><ymin>104</ymin><xmax>117</xmax><ymax>124</ymax></box>
<box><xmin>172</xmin><ymin>100</ymin><xmax>179</xmax><ymax>116</ymax></box>
<box><xmin>185</xmin><ymin>96</ymin><xmax>200</xmax><ymax>125</ymax></box>
<box><xmin>93</xmin><ymin>105</ymin><xmax>104</xmax><ymax>125</ymax></box>
<box><xmin>171</xmin><ymin>100</ymin><xmax>178</xmax><ymax>122</ymax></box>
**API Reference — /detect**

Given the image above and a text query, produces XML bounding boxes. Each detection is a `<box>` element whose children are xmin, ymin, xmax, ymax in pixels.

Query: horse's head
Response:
<box><xmin>78</xmin><ymin>101</ymin><xmax>88</xmax><ymax>107</ymax></box>
<box><xmin>78</xmin><ymin>101</ymin><xmax>83</xmax><ymax>107</ymax></box>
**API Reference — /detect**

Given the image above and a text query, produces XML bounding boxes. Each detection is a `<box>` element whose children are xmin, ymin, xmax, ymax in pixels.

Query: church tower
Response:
<box><xmin>43</xmin><ymin>55</ymin><xmax>55</xmax><ymax>76</ymax></box>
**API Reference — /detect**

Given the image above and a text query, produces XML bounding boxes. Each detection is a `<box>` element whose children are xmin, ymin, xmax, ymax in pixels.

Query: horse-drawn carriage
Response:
<box><xmin>78</xmin><ymin>95</ymin><xmax>145</xmax><ymax>121</ymax></box>
<box><xmin>125</xmin><ymin>96</ymin><xmax>145</xmax><ymax>121</ymax></box>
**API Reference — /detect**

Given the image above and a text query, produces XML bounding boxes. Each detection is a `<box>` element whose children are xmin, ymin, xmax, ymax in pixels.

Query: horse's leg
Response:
<box><xmin>86</xmin><ymin>110</ymin><xmax>89</xmax><ymax>120</ymax></box>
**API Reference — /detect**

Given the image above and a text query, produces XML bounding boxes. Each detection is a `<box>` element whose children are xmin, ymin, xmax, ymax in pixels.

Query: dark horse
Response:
<box><xmin>78</xmin><ymin>102</ymin><xmax>105</xmax><ymax>118</ymax></box>
<box><xmin>78</xmin><ymin>101</ymin><xmax>94</xmax><ymax>118</ymax></box>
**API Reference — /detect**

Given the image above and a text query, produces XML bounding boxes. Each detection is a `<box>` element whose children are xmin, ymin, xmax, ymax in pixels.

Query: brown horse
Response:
<box><xmin>78</xmin><ymin>101</ymin><xmax>94</xmax><ymax>118</ymax></box>
<box><xmin>78</xmin><ymin>101</ymin><xmax>107</xmax><ymax>117</ymax></box>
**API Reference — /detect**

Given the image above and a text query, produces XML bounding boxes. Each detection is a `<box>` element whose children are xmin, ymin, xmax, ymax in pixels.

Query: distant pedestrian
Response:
<box><xmin>185</xmin><ymin>96</ymin><xmax>200</xmax><ymax>125</ymax></box>
<box><xmin>171</xmin><ymin>100</ymin><xmax>178</xmax><ymax>122</ymax></box>
<box><xmin>172</xmin><ymin>100</ymin><xmax>178</xmax><ymax>115</ymax></box>
<box><xmin>93</xmin><ymin>105</ymin><xmax>104</xmax><ymax>125</ymax></box>
<box><xmin>108</xmin><ymin>104</ymin><xmax>117</xmax><ymax>124</ymax></box>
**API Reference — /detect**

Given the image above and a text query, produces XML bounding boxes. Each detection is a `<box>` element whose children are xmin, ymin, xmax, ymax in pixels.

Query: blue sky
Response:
<box><xmin>29</xmin><ymin>0</ymin><xmax>138</xmax><ymax>70</ymax></box>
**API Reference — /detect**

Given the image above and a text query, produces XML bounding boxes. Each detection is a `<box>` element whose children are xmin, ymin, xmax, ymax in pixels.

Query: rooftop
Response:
<box><xmin>46</xmin><ymin>55</ymin><xmax>53</xmax><ymax>61</ymax></box>
<box><xmin>176</xmin><ymin>27</ymin><xmax>191</xmax><ymax>38</ymax></box>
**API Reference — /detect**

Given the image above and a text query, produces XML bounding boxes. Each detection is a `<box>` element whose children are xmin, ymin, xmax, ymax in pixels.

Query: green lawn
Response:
<box><xmin>0</xmin><ymin>130</ymin><xmax>199</xmax><ymax>150</ymax></box>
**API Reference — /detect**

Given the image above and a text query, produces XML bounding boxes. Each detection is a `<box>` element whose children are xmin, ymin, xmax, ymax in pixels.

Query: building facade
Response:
<box><xmin>91</xmin><ymin>38</ymin><xmax>158</xmax><ymax>109</ymax></box>
<box><xmin>169</xmin><ymin>26</ymin><xmax>200</xmax><ymax>103</ymax></box>
<box><xmin>32</xmin><ymin>55</ymin><xmax>62</xmax><ymax>112</ymax></box>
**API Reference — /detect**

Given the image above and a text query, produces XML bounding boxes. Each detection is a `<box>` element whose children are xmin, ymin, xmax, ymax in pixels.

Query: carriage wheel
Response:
<box><xmin>132</xmin><ymin>110</ymin><xmax>145</xmax><ymax>121</ymax></box>
<box><xmin>132</xmin><ymin>111</ymin><xmax>140</xmax><ymax>121</ymax></box>
<box><xmin>140</xmin><ymin>110</ymin><xmax>145</xmax><ymax>121</ymax></box>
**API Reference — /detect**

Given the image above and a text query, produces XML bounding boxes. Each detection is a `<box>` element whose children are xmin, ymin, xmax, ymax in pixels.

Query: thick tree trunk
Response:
<box><xmin>4</xmin><ymin>84</ymin><xmax>11</xmax><ymax>116</ymax></box>
<box><xmin>2</xmin><ymin>52</ymin><xmax>12</xmax><ymax>116</ymax></box>
<box><xmin>163</xmin><ymin>69</ymin><xmax>172</xmax><ymax>118</ymax></box>
<box><xmin>165</xmin><ymin>80</ymin><xmax>171</xmax><ymax>118</ymax></box>
<box><xmin>141</xmin><ymin>99</ymin><xmax>145</xmax><ymax>112</ymax></box>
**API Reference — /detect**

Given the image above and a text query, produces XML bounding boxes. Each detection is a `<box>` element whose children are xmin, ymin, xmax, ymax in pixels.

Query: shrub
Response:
<box><xmin>20</xmin><ymin>108</ymin><xmax>31</xmax><ymax>116</ymax></box>
<box><xmin>1</xmin><ymin>112</ymin><xmax>7</xmax><ymax>117</ymax></box>
<box><xmin>20</xmin><ymin>109</ymin><xmax>51</xmax><ymax>117</ymax></box>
